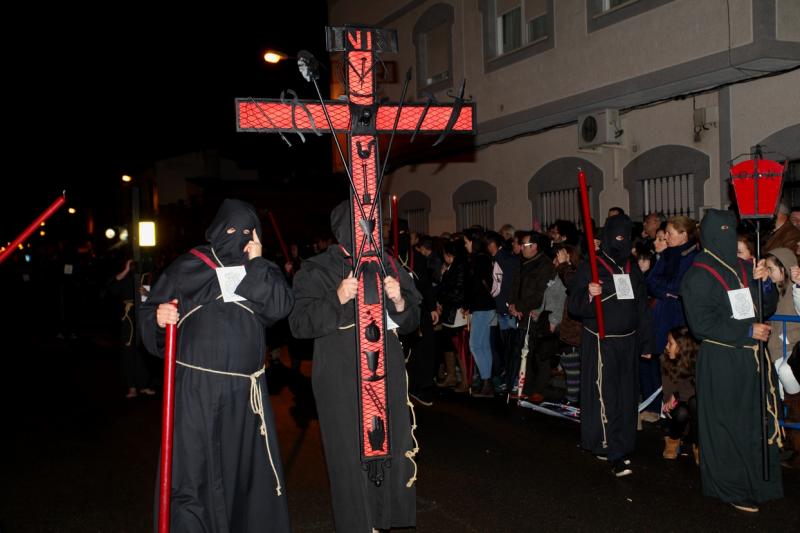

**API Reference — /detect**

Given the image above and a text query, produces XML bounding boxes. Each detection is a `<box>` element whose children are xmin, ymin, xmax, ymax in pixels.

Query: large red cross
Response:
<box><xmin>236</xmin><ymin>25</ymin><xmax>475</xmax><ymax>482</ymax></box>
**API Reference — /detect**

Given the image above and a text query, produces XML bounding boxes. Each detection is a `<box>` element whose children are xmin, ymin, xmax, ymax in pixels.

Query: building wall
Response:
<box><xmin>327</xmin><ymin>0</ymin><xmax>800</xmax><ymax>233</ymax></box>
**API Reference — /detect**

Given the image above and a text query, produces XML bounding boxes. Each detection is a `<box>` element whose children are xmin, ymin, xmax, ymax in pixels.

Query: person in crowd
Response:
<box><xmin>568</xmin><ymin>214</ymin><xmax>654</xmax><ymax>477</ymax></box>
<box><xmin>499</xmin><ymin>224</ymin><xmax>516</xmax><ymax>247</ymax></box>
<box><xmin>436</xmin><ymin>240</ymin><xmax>469</xmax><ymax>392</ymax></box>
<box><xmin>660</xmin><ymin>326</ymin><xmax>698</xmax><ymax>464</ymax></box>
<box><xmin>634</xmin><ymin>243</ymin><xmax>655</xmax><ymax>275</ymax></box>
<box><xmin>554</xmin><ymin>244</ymin><xmax>582</xmax><ymax>404</ymax></box>
<box><xmin>641</xmin><ymin>212</ymin><xmax>666</xmax><ymax>247</ymax></box>
<box><xmin>607</xmin><ymin>207</ymin><xmax>625</xmax><ymax>219</ymax></box>
<box><xmin>653</xmin><ymin>224</ymin><xmax>668</xmax><ymax>258</ymax></box>
<box><xmin>548</xmin><ymin>220</ymin><xmax>580</xmax><ymax>247</ymax></box>
<box><xmin>107</xmin><ymin>257</ymin><xmax>155</xmax><ymax>399</ymax></box>
<box><xmin>643</xmin><ymin>216</ymin><xmax>699</xmax><ymax>422</ymax></box>
<box><xmin>765</xmin><ymin>248</ymin><xmax>800</xmax><ymax>365</ymax></box>
<box><xmin>486</xmin><ymin>231</ymin><xmax>520</xmax><ymax>392</ymax></box>
<box><xmin>680</xmin><ymin>209</ymin><xmax>782</xmax><ymax>513</ymax></box>
<box><xmin>463</xmin><ymin>228</ymin><xmax>497</xmax><ymax>398</ymax></box>
<box><xmin>140</xmin><ymin>199</ymin><xmax>294</xmax><ymax>532</ymax></box>
<box><xmin>289</xmin><ymin>200</ymin><xmax>421</xmax><ymax>533</ymax></box>
<box><xmin>790</xmin><ymin>206</ymin><xmax>800</xmax><ymax>231</ymax></box>
<box><xmin>765</xmin><ymin>202</ymin><xmax>800</xmax><ymax>260</ymax></box>
<box><xmin>737</xmin><ymin>231</ymin><xmax>756</xmax><ymax>261</ymax></box>
<box><xmin>508</xmin><ymin>232</ymin><xmax>556</xmax><ymax>402</ymax></box>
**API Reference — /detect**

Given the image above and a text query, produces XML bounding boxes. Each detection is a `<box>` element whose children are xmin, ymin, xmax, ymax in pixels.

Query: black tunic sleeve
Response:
<box><xmin>139</xmin><ymin>270</ymin><xmax>178</xmax><ymax>357</ymax></box>
<box><xmin>235</xmin><ymin>256</ymin><xmax>295</xmax><ymax>327</ymax></box>
<box><xmin>288</xmin><ymin>265</ymin><xmax>353</xmax><ymax>340</ymax></box>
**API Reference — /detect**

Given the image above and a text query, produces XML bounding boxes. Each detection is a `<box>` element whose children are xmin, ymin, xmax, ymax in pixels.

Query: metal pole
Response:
<box><xmin>756</xmin><ymin>219</ymin><xmax>770</xmax><ymax>481</ymax></box>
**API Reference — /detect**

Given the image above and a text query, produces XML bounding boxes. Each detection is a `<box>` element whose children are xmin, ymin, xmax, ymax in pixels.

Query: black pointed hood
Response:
<box><xmin>331</xmin><ymin>200</ymin><xmax>353</xmax><ymax>253</ymax></box>
<box><xmin>205</xmin><ymin>199</ymin><xmax>262</xmax><ymax>265</ymax></box>
<box><xmin>601</xmin><ymin>214</ymin><xmax>632</xmax><ymax>264</ymax></box>
<box><xmin>700</xmin><ymin>209</ymin><xmax>738</xmax><ymax>268</ymax></box>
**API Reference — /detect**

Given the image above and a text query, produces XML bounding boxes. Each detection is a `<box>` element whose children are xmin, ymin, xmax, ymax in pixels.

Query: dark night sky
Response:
<box><xmin>4</xmin><ymin>2</ymin><xmax>333</xmax><ymax>236</ymax></box>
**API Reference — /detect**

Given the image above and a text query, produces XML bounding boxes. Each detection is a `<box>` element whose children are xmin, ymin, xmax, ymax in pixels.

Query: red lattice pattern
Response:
<box><xmin>356</xmin><ymin>264</ymin><xmax>389</xmax><ymax>458</ymax></box>
<box><xmin>376</xmin><ymin>104</ymin><xmax>474</xmax><ymax>133</ymax></box>
<box><xmin>237</xmin><ymin>100</ymin><xmax>351</xmax><ymax>132</ymax></box>
<box><xmin>347</xmin><ymin>51</ymin><xmax>375</xmax><ymax>106</ymax></box>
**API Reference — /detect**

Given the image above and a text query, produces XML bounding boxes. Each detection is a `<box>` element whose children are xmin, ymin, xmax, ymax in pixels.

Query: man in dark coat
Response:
<box><xmin>289</xmin><ymin>201</ymin><xmax>422</xmax><ymax>533</ymax></box>
<box><xmin>568</xmin><ymin>215</ymin><xmax>654</xmax><ymax>477</ymax></box>
<box><xmin>680</xmin><ymin>209</ymin><xmax>782</xmax><ymax>512</ymax></box>
<box><xmin>140</xmin><ymin>199</ymin><xmax>293</xmax><ymax>532</ymax></box>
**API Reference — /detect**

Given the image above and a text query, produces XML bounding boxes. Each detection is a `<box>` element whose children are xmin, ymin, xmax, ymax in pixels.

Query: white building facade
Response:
<box><xmin>327</xmin><ymin>0</ymin><xmax>800</xmax><ymax>233</ymax></box>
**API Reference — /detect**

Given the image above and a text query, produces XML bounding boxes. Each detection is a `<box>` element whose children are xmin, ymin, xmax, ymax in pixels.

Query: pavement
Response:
<box><xmin>1</xmin><ymin>334</ymin><xmax>798</xmax><ymax>532</ymax></box>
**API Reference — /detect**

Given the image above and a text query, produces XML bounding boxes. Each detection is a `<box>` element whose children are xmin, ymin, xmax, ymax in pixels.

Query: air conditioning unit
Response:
<box><xmin>578</xmin><ymin>109</ymin><xmax>621</xmax><ymax>148</ymax></box>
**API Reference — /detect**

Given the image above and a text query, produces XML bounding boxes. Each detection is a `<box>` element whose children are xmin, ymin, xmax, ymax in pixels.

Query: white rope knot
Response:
<box><xmin>176</xmin><ymin>361</ymin><xmax>283</xmax><ymax>496</ymax></box>
<box><xmin>404</xmin><ymin>368</ymin><xmax>420</xmax><ymax>488</ymax></box>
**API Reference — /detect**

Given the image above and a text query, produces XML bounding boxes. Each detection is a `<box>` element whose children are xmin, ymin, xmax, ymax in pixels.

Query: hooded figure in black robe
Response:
<box><xmin>568</xmin><ymin>215</ymin><xmax>653</xmax><ymax>473</ymax></box>
<box><xmin>289</xmin><ymin>200</ymin><xmax>422</xmax><ymax>533</ymax></box>
<box><xmin>140</xmin><ymin>199</ymin><xmax>293</xmax><ymax>532</ymax></box>
<box><xmin>680</xmin><ymin>209</ymin><xmax>782</xmax><ymax>507</ymax></box>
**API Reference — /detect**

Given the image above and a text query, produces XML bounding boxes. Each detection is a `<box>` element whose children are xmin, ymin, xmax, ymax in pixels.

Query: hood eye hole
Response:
<box><xmin>721</xmin><ymin>225</ymin><xmax>729</xmax><ymax>230</ymax></box>
<box><xmin>242</xmin><ymin>229</ymin><xmax>251</xmax><ymax>235</ymax></box>
<box><xmin>226</xmin><ymin>227</ymin><xmax>237</xmax><ymax>234</ymax></box>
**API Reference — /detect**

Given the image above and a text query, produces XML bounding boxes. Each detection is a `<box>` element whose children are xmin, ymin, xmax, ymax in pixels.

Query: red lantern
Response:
<box><xmin>730</xmin><ymin>157</ymin><xmax>785</xmax><ymax>219</ymax></box>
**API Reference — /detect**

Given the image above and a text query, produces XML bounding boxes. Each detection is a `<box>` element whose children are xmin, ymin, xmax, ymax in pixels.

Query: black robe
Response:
<box><xmin>289</xmin><ymin>244</ymin><xmax>422</xmax><ymax>533</ymax></box>
<box><xmin>680</xmin><ymin>209</ymin><xmax>782</xmax><ymax>504</ymax></box>
<box><xmin>140</xmin><ymin>199</ymin><xmax>294</xmax><ymax>532</ymax></box>
<box><xmin>568</xmin><ymin>217</ymin><xmax>653</xmax><ymax>462</ymax></box>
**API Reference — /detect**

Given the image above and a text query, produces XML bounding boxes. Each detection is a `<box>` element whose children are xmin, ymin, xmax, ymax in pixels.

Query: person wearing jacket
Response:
<box><xmin>464</xmin><ymin>228</ymin><xmax>497</xmax><ymax>397</ymax></box>
<box><xmin>643</xmin><ymin>216</ymin><xmax>698</xmax><ymax>421</ymax></box>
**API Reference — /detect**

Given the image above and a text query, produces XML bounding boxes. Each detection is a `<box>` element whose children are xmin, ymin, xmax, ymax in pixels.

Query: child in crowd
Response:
<box><xmin>661</xmin><ymin>326</ymin><xmax>698</xmax><ymax>464</ymax></box>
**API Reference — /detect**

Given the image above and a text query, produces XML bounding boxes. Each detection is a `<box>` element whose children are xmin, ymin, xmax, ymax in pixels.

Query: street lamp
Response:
<box><xmin>139</xmin><ymin>221</ymin><xmax>156</xmax><ymax>247</ymax></box>
<box><xmin>105</xmin><ymin>228</ymin><xmax>116</xmax><ymax>239</ymax></box>
<box><xmin>263</xmin><ymin>50</ymin><xmax>288</xmax><ymax>64</ymax></box>
<box><xmin>67</xmin><ymin>207</ymin><xmax>76</xmax><ymax>214</ymax></box>
<box><xmin>122</xmin><ymin>174</ymin><xmax>132</xmax><ymax>183</ymax></box>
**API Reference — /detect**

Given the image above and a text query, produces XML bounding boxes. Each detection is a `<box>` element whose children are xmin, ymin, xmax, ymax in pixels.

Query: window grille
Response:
<box><xmin>539</xmin><ymin>187</ymin><xmax>586</xmax><ymax>228</ymax></box>
<box><xmin>642</xmin><ymin>173</ymin><xmax>695</xmax><ymax>218</ymax></box>
<box><xmin>458</xmin><ymin>200</ymin><xmax>492</xmax><ymax>230</ymax></box>
<box><xmin>404</xmin><ymin>208</ymin><xmax>428</xmax><ymax>234</ymax></box>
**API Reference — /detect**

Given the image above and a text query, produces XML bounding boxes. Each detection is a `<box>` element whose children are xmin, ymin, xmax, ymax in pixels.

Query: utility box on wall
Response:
<box><xmin>578</xmin><ymin>109</ymin><xmax>621</xmax><ymax>148</ymax></box>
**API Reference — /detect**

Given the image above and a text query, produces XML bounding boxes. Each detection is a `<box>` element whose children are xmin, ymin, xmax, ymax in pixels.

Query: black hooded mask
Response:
<box><xmin>205</xmin><ymin>199</ymin><xmax>262</xmax><ymax>266</ymax></box>
<box><xmin>700</xmin><ymin>209</ymin><xmax>738</xmax><ymax>268</ymax></box>
<box><xmin>601</xmin><ymin>214</ymin><xmax>633</xmax><ymax>264</ymax></box>
<box><xmin>331</xmin><ymin>200</ymin><xmax>353</xmax><ymax>253</ymax></box>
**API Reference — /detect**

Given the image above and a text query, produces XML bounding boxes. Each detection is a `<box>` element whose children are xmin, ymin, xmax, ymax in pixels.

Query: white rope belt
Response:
<box><xmin>176</xmin><ymin>360</ymin><xmax>283</xmax><ymax>495</ymax></box>
<box><xmin>583</xmin><ymin>327</ymin><xmax>637</xmax><ymax>449</ymax></box>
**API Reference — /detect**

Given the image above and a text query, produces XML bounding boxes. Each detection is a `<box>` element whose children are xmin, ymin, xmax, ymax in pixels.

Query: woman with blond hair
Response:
<box><xmin>642</xmin><ymin>215</ymin><xmax>699</xmax><ymax>421</ymax></box>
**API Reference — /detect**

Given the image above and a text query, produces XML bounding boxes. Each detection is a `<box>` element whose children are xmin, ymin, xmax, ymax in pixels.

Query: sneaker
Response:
<box><xmin>612</xmin><ymin>459</ymin><xmax>633</xmax><ymax>477</ymax></box>
<box><xmin>730</xmin><ymin>501</ymin><xmax>759</xmax><ymax>513</ymax></box>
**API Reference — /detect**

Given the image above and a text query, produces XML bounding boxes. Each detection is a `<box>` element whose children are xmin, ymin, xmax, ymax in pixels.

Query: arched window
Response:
<box><xmin>453</xmin><ymin>180</ymin><xmax>497</xmax><ymax>230</ymax></box>
<box><xmin>398</xmin><ymin>190</ymin><xmax>432</xmax><ymax>234</ymax></box>
<box><xmin>529</xmin><ymin>158</ymin><xmax>603</xmax><ymax>229</ymax></box>
<box><xmin>623</xmin><ymin>145</ymin><xmax>709</xmax><ymax>221</ymax></box>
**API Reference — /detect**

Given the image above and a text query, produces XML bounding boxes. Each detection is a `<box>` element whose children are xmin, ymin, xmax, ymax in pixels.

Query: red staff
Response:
<box><xmin>267</xmin><ymin>210</ymin><xmax>290</xmax><ymax>265</ymax></box>
<box><xmin>578</xmin><ymin>169</ymin><xmax>605</xmax><ymax>338</ymax></box>
<box><xmin>158</xmin><ymin>304</ymin><xmax>178</xmax><ymax>533</ymax></box>
<box><xmin>391</xmin><ymin>195</ymin><xmax>399</xmax><ymax>259</ymax></box>
<box><xmin>0</xmin><ymin>193</ymin><xmax>66</xmax><ymax>265</ymax></box>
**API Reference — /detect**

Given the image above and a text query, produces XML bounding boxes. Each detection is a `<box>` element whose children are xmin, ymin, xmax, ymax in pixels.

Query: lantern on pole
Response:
<box><xmin>729</xmin><ymin>145</ymin><xmax>786</xmax><ymax>482</ymax></box>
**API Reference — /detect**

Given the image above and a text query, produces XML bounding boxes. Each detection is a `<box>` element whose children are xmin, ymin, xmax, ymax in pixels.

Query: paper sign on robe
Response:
<box><xmin>64</xmin><ymin>264</ymin><xmax>73</xmax><ymax>275</ymax></box>
<box><xmin>728</xmin><ymin>288</ymin><xmax>755</xmax><ymax>320</ymax></box>
<box><xmin>613</xmin><ymin>274</ymin><xmax>634</xmax><ymax>300</ymax></box>
<box><xmin>215</xmin><ymin>266</ymin><xmax>247</xmax><ymax>302</ymax></box>
<box><xmin>141</xmin><ymin>284</ymin><xmax>151</xmax><ymax>303</ymax></box>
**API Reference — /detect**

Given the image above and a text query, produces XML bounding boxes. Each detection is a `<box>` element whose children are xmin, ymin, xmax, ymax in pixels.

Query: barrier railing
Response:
<box><xmin>767</xmin><ymin>314</ymin><xmax>799</xmax><ymax>431</ymax></box>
